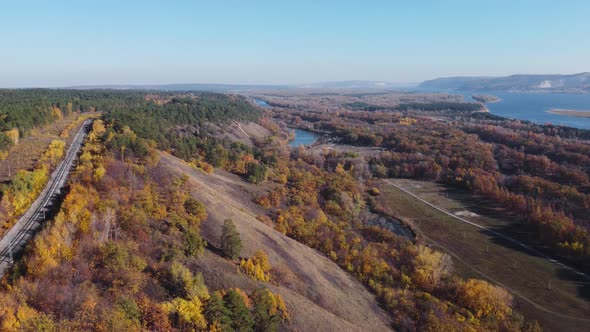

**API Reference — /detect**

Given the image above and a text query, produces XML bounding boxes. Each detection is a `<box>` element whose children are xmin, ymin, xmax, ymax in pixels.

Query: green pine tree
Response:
<box><xmin>252</xmin><ymin>288</ymin><xmax>282</xmax><ymax>332</ymax></box>
<box><xmin>224</xmin><ymin>289</ymin><xmax>254</xmax><ymax>332</ymax></box>
<box><xmin>220</xmin><ymin>219</ymin><xmax>242</xmax><ymax>260</ymax></box>
<box><xmin>205</xmin><ymin>292</ymin><xmax>232</xmax><ymax>330</ymax></box>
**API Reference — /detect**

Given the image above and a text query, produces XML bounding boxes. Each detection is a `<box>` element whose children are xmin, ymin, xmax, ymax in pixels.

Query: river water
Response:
<box><xmin>411</xmin><ymin>88</ymin><xmax>590</xmax><ymax>129</ymax></box>
<box><xmin>254</xmin><ymin>98</ymin><xmax>320</xmax><ymax>146</ymax></box>
<box><xmin>289</xmin><ymin>128</ymin><xmax>319</xmax><ymax>147</ymax></box>
<box><xmin>454</xmin><ymin>91</ymin><xmax>590</xmax><ymax>130</ymax></box>
<box><xmin>254</xmin><ymin>98</ymin><xmax>271</xmax><ymax>108</ymax></box>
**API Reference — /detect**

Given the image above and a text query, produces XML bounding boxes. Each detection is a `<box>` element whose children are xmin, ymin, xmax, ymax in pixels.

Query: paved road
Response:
<box><xmin>384</xmin><ymin>179</ymin><xmax>589</xmax><ymax>280</ymax></box>
<box><xmin>0</xmin><ymin>120</ymin><xmax>92</xmax><ymax>277</ymax></box>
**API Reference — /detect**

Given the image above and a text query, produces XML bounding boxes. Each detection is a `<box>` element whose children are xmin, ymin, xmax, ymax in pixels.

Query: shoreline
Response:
<box><xmin>472</xmin><ymin>94</ymin><xmax>501</xmax><ymax>104</ymax></box>
<box><xmin>547</xmin><ymin>109</ymin><xmax>590</xmax><ymax>118</ymax></box>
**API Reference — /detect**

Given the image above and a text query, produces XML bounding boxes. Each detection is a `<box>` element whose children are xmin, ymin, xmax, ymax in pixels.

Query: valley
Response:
<box><xmin>0</xmin><ymin>89</ymin><xmax>588</xmax><ymax>331</ymax></box>
<box><xmin>375</xmin><ymin>179</ymin><xmax>590</xmax><ymax>332</ymax></box>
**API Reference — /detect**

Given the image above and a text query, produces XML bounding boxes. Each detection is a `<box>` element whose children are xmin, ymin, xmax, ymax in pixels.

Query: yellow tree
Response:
<box><xmin>5</xmin><ymin>128</ymin><xmax>19</xmax><ymax>145</ymax></box>
<box><xmin>412</xmin><ymin>245</ymin><xmax>453</xmax><ymax>292</ymax></box>
<box><xmin>162</xmin><ymin>297</ymin><xmax>207</xmax><ymax>330</ymax></box>
<box><xmin>456</xmin><ymin>279</ymin><xmax>513</xmax><ymax>320</ymax></box>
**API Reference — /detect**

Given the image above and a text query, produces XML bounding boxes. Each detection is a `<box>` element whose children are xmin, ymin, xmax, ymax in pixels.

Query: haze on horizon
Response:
<box><xmin>1</xmin><ymin>0</ymin><xmax>589</xmax><ymax>88</ymax></box>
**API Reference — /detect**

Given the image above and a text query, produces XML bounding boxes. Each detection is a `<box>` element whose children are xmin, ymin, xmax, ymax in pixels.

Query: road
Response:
<box><xmin>0</xmin><ymin>120</ymin><xmax>92</xmax><ymax>277</ymax></box>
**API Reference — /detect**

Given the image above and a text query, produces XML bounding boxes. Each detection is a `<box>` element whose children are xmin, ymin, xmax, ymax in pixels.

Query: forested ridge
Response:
<box><xmin>102</xmin><ymin>93</ymin><xmax>265</xmax><ymax>182</ymax></box>
<box><xmin>0</xmin><ymin>89</ymin><xmax>145</xmax><ymax>154</ymax></box>
<box><xmin>0</xmin><ymin>120</ymin><xmax>287</xmax><ymax>331</ymax></box>
<box><xmin>0</xmin><ymin>89</ymin><xmax>145</xmax><ymax>133</ymax></box>
<box><xmin>346</xmin><ymin>101</ymin><xmax>484</xmax><ymax>113</ymax></box>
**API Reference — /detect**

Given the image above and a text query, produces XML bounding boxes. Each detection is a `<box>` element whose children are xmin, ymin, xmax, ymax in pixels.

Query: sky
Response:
<box><xmin>1</xmin><ymin>0</ymin><xmax>589</xmax><ymax>87</ymax></box>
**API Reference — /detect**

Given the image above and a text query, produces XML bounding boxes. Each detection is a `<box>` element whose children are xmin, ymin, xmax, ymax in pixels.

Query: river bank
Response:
<box><xmin>547</xmin><ymin>109</ymin><xmax>590</xmax><ymax>118</ymax></box>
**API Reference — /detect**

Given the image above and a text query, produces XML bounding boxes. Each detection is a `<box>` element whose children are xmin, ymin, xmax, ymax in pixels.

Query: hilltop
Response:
<box><xmin>419</xmin><ymin>72</ymin><xmax>590</xmax><ymax>94</ymax></box>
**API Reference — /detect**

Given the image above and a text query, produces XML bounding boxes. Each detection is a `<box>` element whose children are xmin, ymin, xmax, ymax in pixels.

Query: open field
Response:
<box><xmin>376</xmin><ymin>178</ymin><xmax>590</xmax><ymax>332</ymax></box>
<box><xmin>207</xmin><ymin>121</ymin><xmax>271</xmax><ymax>147</ymax></box>
<box><xmin>308</xmin><ymin>142</ymin><xmax>383</xmax><ymax>157</ymax></box>
<box><xmin>0</xmin><ymin>112</ymin><xmax>100</xmax><ymax>184</ymax></box>
<box><xmin>547</xmin><ymin>109</ymin><xmax>590</xmax><ymax>118</ymax></box>
<box><xmin>159</xmin><ymin>153</ymin><xmax>392</xmax><ymax>332</ymax></box>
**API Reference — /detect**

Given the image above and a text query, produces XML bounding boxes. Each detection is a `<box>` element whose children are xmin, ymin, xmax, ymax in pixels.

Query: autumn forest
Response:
<box><xmin>0</xmin><ymin>89</ymin><xmax>588</xmax><ymax>331</ymax></box>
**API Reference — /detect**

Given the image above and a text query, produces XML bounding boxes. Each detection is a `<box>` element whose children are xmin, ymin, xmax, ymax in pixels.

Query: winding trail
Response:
<box><xmin>0</xmin><ymin>120</ymin><xmax>92</xmax><ymax>277</ymax></box>
<box><xmin>236</xmin><ymin>122</ymin><xmax>250</xmax><ymax>138</ymax></box>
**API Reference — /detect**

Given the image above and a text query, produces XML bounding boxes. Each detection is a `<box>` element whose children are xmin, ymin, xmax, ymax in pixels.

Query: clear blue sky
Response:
<box><xmin>1</xmin><ymin>0</ymin><xmax>589</xmax><ymax>87</ymax></box>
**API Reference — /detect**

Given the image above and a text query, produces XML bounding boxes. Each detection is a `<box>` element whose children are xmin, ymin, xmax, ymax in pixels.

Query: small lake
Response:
<box><xmin>289</xmin><ymin>128</ymin><xmax>319</xmax><ymax>147</ymax></box>
<box><xmin>253</xmin><ymin>98</ymin><xmax>270</xmax><ymax>108</ymax></box>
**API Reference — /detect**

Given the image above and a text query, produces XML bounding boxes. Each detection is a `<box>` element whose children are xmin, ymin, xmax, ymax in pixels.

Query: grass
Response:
<box><xmin>376</xmin><ymin>178</ymin><xmax>590</xmax><ymax>332</ymax></box>
<box><xmin>158</xmin><ymin>153</ymin><xmax>393</xmax><ymax>332</ymax></box>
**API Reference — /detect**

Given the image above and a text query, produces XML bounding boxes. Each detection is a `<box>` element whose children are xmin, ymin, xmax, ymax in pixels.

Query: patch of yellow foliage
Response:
<box><xmin>5</xmin><ymin>128</ymin><xmax>19</xmax><ymax>144</ymax></box>
<box><xmin>240</xmin><ymin>249</ymin><xmax>272</xmax><ymax>282</ymax></box>
<box><xmin>161</xmin><ymin>296</ymin><xmax>207</xmax><ymax>330</ymax></box>
<box><xmin>456</xmin><ymin>279</ymin><xmax>513</xmax><ymax>320</ymax></box>
<box><xmin>399</xmin><ymin>117</ymin><xmax>417</xmax><ymax>125</ymax></box>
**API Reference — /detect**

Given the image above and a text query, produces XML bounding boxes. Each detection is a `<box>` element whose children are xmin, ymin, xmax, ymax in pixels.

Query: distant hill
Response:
<box><xmin>64</xmin><ymin>81</ymin><xmax>416</xmax><ymax>92</ymax></box>
<box><xmin>419</xmin><ymin>72</ymin><xmax>590</xmax><ymax>93</ymax></box>
<box><xmin>295</xmin><ymin>80</ymin><xmax>416</xmax><ymax>89</ymax></box>
<box><xmin>63</xmin><ymin>83</ymin><xmax>288</xmax><ymax>92</ymax></box>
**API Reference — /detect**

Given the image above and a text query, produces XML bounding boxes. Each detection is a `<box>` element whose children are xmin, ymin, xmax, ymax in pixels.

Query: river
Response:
<box><xmin>254</xmin><ymin>98</ymin><xmax>271</xmax><ymax>108</ymax></box>
<box><xmin>465</xmin><ymin>92</ymin><xmax>590</xmax><ymax>129</ymax></box>
<box><xmin>289</xmin><ymin>128</ymin><xmax>319</xmax><ymax>147</ymax></box>
<box><xmin>257</xmin><ymin>91</ymin><xmax>590</xmax><ymax>130</ymax></box>
<box><xmin>435</xmin><ymin>91</ymin><xmax>590</xmax><ymax>130</ymax></box>
<box><xmin>254</xmin><ymin>98</ymin><xmax>321</xmax><ymax>147</ymax></box>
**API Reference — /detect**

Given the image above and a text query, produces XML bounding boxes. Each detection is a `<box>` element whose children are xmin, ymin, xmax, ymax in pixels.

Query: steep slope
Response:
<box><xmin>158</xmin><ymin>153</ymin><xmax>392</xmax><ymax>332</ymax></box>
<box><xmin>208</xmin><ymin>121</ymin><xmax>271</xmax><ymax>147</ymax></box>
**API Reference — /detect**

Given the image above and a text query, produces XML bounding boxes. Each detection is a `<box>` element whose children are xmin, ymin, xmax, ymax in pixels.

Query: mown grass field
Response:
<box><xmin>376</xmin><ymin>178</ymin><xmax>590</xmax><ymax>332</ymax></box>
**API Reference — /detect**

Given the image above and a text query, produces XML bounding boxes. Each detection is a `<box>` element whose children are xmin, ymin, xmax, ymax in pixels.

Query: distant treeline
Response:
<box><xmin>469</xmin><ymin>112</ymin><xmax>590</xmax><ymax>140</ymax></box>
<box><xmin>346</xmin><ymin>101</ymin><xmax>483</xmax><ymax>112</ymax></box>
<box><xmin>0</xmin><ymin>89</ymin><xmax>146</xmax><ymax>134</ymax></box>
<box><xmin>0</xmin><ymin>90</ymin><xmax>262</xmax><ymax>156</ymax></box>
<box><xmin>0</xmin><ymin>89</ymin><xmax>151</xmax><ymax>153</ymax></box>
